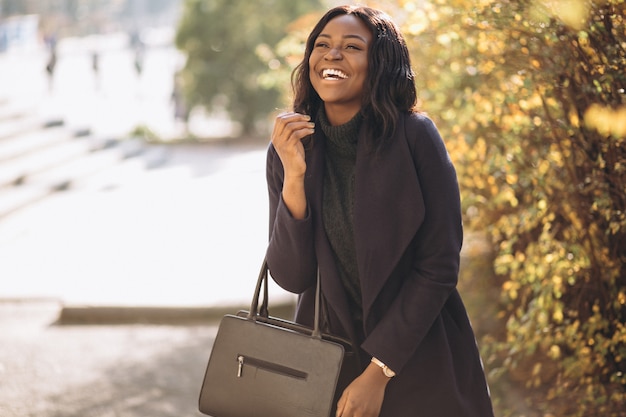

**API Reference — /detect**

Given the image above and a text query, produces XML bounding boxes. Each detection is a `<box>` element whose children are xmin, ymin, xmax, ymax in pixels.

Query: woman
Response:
<box><xmin>266</xmin><ymin>5</ymin><xmax>494</xmax><ymax>417</ymax></box>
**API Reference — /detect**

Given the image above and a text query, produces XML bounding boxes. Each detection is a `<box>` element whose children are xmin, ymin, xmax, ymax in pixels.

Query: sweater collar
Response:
<box><xmin>318</xmin><ymin>108</ymin><xmax>362</xmax><ymax>152</ymax></box>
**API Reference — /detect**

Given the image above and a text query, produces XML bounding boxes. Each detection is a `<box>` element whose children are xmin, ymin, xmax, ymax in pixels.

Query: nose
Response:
<box><xmin>324</xmin><ymin>47</ymin><xmax>342</xmax><ymax>60</ymax></box>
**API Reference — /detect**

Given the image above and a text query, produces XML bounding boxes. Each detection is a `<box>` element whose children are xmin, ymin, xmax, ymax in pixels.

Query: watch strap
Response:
<box><xmin>371</xmin><ymin>357</ymin><xmax>396</xmax><ymax>378</ymax></box>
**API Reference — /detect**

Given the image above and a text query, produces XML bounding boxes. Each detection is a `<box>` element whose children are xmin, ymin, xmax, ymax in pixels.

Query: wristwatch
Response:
<box><xmin>371</xmin><ymin>357</ymin><xmax>396</xmax><ymax>378</ymax></box>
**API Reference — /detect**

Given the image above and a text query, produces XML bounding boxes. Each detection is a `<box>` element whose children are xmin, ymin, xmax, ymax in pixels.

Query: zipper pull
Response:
<box><xmin>237</xmin><ymin>355</ymin><xmax>244</xmax><ymax>377</ymax></box>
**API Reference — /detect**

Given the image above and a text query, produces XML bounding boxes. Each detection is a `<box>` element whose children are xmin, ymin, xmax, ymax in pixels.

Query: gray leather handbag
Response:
<box><xmin>198</xmin><ymin>258</ymin><xmax>357</xmax><ymax>417</ymax></box>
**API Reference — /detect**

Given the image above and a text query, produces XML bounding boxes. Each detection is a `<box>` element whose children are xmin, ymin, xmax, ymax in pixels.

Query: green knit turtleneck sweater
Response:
<box><xmin>318</xmin><ymin>108</ymin><xmax>363</xmax><ymax>326</ymax></box>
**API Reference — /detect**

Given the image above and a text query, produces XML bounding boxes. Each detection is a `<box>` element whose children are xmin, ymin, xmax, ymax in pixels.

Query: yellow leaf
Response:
<box><xmin>549</xmin><ymin>345</ymin><xmax>561</xmax><ymax>359</ymax></box>
<box><xmin>505</xmin><ymin>174</ymin><xmax>518</xmax><ymax>185</ymax></box>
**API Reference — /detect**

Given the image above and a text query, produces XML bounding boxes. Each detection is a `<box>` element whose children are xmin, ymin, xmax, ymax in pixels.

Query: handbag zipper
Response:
<box><xmin>237</xmin><ymin>354</ymin><xmax>308</xmax><ymax>380</ymax></box>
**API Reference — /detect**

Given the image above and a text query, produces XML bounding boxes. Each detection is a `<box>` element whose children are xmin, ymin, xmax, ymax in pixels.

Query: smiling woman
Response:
<box><xmin>265</xmin><ymin>5</ymin><xmax>495</xmax><ymax>417</ymax></box>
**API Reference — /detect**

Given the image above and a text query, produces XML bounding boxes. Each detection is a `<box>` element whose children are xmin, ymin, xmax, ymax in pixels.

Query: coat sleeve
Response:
<box><xmin>265</xmin><ymin>143</ymin><xmax>317</xmax><ymax>294</ymax></box>
<box><xmin>361</xmin><ymin>114</ymin><xmax>463</xmax><ymax>374</ymax></box>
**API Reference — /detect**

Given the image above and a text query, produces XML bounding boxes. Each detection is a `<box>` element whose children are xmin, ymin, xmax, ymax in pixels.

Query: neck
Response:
<box><xmin>323</xmin><ymin>103</ymin><xmax>361</xmax><ymax>126</ymax></box>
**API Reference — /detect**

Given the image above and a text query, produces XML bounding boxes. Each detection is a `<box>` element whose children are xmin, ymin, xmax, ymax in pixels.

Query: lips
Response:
<box><xmin>321</xmin><ymin>68</ymin><xmax>348</xmax><ymax>80</ymax></box>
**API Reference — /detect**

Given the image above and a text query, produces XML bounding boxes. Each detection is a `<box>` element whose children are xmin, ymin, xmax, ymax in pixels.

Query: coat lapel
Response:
<box><xmin>305</xmin><ymin>115</ymin><xmax>426</xmax><ymax>339</ymax></box>
<box><xmin>354</xmin><ymin>116</ymin><xmax>425</xmax><ymax>318</ymax></box>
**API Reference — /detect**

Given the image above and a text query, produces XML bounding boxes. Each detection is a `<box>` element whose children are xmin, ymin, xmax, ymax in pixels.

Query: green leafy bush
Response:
<box><xmin>397</xmin><ymin>0</ymin><xmax>625</xmax><ymax>415</ymax></box>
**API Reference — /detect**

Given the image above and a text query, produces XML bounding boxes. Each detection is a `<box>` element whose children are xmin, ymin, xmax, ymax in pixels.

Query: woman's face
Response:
<box><xmin>309</xmin><ymin>14</ymin><xmax>372</xmax><ymax>120</ymax></box>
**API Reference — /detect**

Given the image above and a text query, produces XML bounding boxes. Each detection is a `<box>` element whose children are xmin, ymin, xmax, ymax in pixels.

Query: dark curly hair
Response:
<box><xmin>292</xmin><ymin>5</ymin><xmax>417</xmax><ymax>149</ymax></box>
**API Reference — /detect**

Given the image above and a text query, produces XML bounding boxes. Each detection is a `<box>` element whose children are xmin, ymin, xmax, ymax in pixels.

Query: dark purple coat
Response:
<box><xmin>266</xmin><ymin>112</ymin><xmax>494</xmax><ymax>417</ymax></box>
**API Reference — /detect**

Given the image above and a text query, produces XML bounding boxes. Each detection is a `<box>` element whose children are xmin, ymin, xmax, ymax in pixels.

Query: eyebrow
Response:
<box><xmin>317</xmin><ymin>33</ymin><xmax>368</xmax><ymax>43</ymax></box>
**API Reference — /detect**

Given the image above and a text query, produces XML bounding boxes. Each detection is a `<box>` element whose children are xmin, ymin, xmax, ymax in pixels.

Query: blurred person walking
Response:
<box><xmin>44</xmin><ymin>34</ymin><xmax>57</xmax><ymax>91</ymax></box>
<box><xmin>92</xmin><ymin>51</ymin><xmax>100</xmax><ymax>90</ymax></box>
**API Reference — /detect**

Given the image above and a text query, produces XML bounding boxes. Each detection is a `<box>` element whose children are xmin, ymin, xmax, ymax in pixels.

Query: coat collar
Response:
<box><xmin>305</xmin><ymin>114</ymin><xmax>425</xmax><ymax>335</ymax></box>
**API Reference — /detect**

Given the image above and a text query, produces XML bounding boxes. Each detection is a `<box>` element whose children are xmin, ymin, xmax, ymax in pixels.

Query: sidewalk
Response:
<box><xmin>0</xmin><ymin>299</ymin><xmax>220</xmax><ymax>417</ymax></box>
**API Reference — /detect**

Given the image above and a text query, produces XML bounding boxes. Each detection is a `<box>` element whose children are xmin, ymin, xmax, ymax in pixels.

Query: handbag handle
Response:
<box><xmin>248</xmin><ymin>258</ymin><xmax>323</xmax><ymax>339</ymax></box>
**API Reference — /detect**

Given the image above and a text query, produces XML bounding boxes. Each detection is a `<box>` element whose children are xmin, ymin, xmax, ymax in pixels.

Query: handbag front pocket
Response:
<box><xmin>237</xmin><ymin>354</ymin><xmax>308</xmax><ymax>380</ymax></box>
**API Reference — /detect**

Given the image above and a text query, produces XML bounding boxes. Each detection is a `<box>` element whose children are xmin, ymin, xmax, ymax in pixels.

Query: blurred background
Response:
<box><xmin>0</xmin><ymin>0</ymin><xmax>624</xmax><ymax>416</ymax></box>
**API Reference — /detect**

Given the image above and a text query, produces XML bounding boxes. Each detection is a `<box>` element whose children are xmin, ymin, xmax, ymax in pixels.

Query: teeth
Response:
<box><xmin>322</xmin><ymin>69</ymin><xmax>348</xmax><ymax>79</ymax></box>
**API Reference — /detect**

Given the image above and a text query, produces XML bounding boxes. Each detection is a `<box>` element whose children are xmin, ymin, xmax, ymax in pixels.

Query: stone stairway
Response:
<box><xmin>0</xmin><ymin>97</ymin><xmax>168</xmax><ymax>220</ymax></box>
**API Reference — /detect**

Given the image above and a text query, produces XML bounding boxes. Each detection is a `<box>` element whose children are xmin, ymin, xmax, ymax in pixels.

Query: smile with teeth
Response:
<box><xmin>322</xmin><ymin>68</ymin><xmax>349</xmax><ymax>80</ymax></box>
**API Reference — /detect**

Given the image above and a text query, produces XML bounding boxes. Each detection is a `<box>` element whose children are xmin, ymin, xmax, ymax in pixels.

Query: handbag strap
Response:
<box><xmin>248</xmin><ymin>257</ymin><xmax>323</xmax><ymax>340</ymax></box>
<box><xmin>312</xmin><ymin>270</ymin><xmax>322</xmax><ymax>338</ymax></box>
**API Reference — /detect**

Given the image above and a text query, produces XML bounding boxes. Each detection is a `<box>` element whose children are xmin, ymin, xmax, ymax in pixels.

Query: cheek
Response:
<box><xmin>359</xmin><ymin>59</ymin><xmax>369</xmax><ymax>77</ymax></box>
<box><xmin>307</xmin><ymin>60</ymin><xmax>316</xmax><ymax>83</ymax></box>
<box><xmin>308</xmin><ymin>53</ymin><xmax>319</xmax><ymax>72</ymax></box>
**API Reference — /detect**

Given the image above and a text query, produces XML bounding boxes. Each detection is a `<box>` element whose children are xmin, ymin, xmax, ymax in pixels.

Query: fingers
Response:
<box><xmin>335</xmin><ymin>371</ymin><xmax>386</xmax><ymax>417</ymax></box>
<box><xmin>272</xmin><ymin>112</ymin><xmax>315</xmax><ymax>144</ymax></box>
<box><xmin>271</xmin><ymin>112</ymin><xmax>312</xmax><ymax>178</ymax></box>
<box><xmin>336</xmin><ymin>393</ymin><xmax>346</xmax><ymax>417</ymax></box>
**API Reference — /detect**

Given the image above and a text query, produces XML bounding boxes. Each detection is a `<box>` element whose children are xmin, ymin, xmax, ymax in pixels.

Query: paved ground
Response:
<box><xmin>0</xmin><ymin>301</ymin><xmax>218</xmax><ymax>417</ymax></box>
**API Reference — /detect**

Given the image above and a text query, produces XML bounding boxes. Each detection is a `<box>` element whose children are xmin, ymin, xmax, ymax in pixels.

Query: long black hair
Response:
<box><xmin>292</xmin><ymin>5</ymin><xmax>417</xmax><ymax>149</ymax></box>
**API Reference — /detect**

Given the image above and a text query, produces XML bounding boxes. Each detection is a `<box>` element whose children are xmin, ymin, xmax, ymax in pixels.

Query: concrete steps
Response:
<box><xmin>0</xmin><ymin>99</ymin><xmax>160</xmax><ymax>219</ymax></box>
<box><xmin>0</xmin><ymin>185</ymin><xmax>50</xmax><ymax>219</ymax></box>
<box><xmin>0</xmin><ymin>125</ymin><xmax>87</xmax><ymax>188</ymax></box>
<box><xmin>0</xmin><ymin>108</ymin><xmax>41</xmax><ymax>140</ymax></box>
<box><xmin>0</xmin><ymin>122</ymin><xmax>76</xmax><ymax>162</ymax></box>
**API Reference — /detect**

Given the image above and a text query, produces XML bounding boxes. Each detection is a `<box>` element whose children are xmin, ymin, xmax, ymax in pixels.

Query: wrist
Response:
<box><xmin>283</xmin><ymin>172</ymin><xmax>305</xmax><ymax>183</ymax></box>
<box><xmin>370</xmin><ymin>357</ymin><xmax>396</xmax><ymax>378</ymax></box>
<box><xmin>364</xmin><ymin>362</ymin><xmax>392</xmax><ymax>387</ymax></box>
<box><xmin>281</xmin><ymin>176</ymin><xmax>307</xmax><ymax>220</ymax></box>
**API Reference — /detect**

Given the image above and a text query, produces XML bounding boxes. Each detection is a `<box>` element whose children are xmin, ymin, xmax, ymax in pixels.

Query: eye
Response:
<box><xmin>346</xmin><ymin>44</ymin><xmax>362</xmax><ymax>50</ymax></box>
<box><xmin>314</xmin><ymin>41</ymin><xmax>329</xmax><ymax>48</ymax></box>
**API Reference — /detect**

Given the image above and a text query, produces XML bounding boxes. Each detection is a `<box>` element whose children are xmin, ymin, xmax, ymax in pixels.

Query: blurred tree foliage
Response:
<box><xmin>388</xmin><ymin>0</ymin><xmax>625</xmax><ymax>415</ymax></box>
<box><xmin>174</xmin><ymin>0</ymin><xmax>323</xmax><ymax>135</ymax></box>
